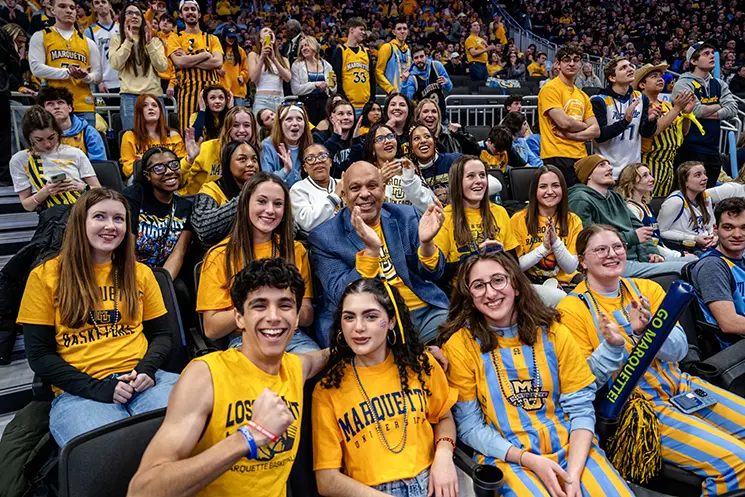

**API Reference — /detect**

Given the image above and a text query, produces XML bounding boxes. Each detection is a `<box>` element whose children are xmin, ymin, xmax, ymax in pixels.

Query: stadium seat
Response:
<box><xmin>581</xmin><ymin>86</ymin><xmax>603</xmax><ymax>97</ymax></box>
<box><xmin>488</xmin><ymin>169</ymin><xmax>510</xmax><ymax>201</ymax></box>
<box><xmin>167</xmin><ymin>112</ymin><xmax>180</xmax><ymax>132</ymax></box>
<box><xmin>648</xmin><ymin>196</ymin><xmax>666</xmax><ymax>216</ymax></box>
<box><xmin>477</xmin><ymin>86</ymin><xmax>505</xmax><ymax>95</ymax></box>
<box><xmin>98</xmin><ymin>131</ymin><xmax>111</xmax><ymax>160</ymax></box>
<box><xmin>150</xmin><ymin>267</ymin><xmax>191</xmax><ymax>373</ymax></box>
<box><xmin>58</xmin><ymin>408</ymin><xmax>165</xmax><ymax>497</ymax></box>
<box><xmin>450</xmin><ymin>75</ymin><xmax>470</xmax><ymax>87</ymax></box>
<box><xmin>117</xmin><ymin>129</ymin><xmax>127</xmax><ymax>151</ymax></box>
<box><xmin>467</xmin><ymin>125</ymin><xmax>491</xmax><ymax>142</ymax></box>
<box><xmin>193</xmin><ymin>261</ymin><xmax>230</xmax><ymax>351</ymax></box>
<box><xmin>467</xmin><ymin>79</ymin><xmax>482</xmax><ymax>94</ymax></box>
<box><xmin>90</xmin><ymin>160</ymin><xmax>124</xmax><ymax>191</ymax></box>
<box><xmin>508</xmin><ymin>167</ymin><xmax>540</xmax><ymax>203</ymax></box>
<box><xmin>449</xmin><ymin>86</ymin><xmax>471</xmax><ymax>95</ymax></box>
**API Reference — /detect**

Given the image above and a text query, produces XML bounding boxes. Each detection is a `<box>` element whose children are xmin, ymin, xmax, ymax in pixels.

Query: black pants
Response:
<box><xmin>544</xmin><ymin>156</ymin><xmax>580</xmax><ymax>187</ymax></box>
<box><xmin>674</xmin><ymin>148</ymin><xmax>721</xmax><ymax>189</ymax></box>
<box><xmin>300</xmin><ymin>93</ymin><xmax>329</xmax><ymax>127</ymax></box>
<box><xmin>0</xmin><ymin>93</ymin><xmax>11</xmax><ymax>184</ymax></box>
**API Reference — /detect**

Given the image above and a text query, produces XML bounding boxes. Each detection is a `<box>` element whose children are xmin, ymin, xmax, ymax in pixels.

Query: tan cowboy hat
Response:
<box><xmin>633</xmin><ymin>63</ymin><xmax>669</xmax><ymax>90</ymax></box>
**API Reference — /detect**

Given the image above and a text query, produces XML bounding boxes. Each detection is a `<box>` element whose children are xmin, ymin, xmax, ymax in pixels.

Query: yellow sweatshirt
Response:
<box><xmin>119</xmin><ymin>130</ymin><xmax>187</xmax><ymax>178</ymax></box>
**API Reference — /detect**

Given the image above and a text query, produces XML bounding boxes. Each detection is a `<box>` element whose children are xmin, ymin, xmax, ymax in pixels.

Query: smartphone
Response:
<box><xmin>49</xmin><ymin>172</ymin><xmax>66</xmax><ymax>183</ymax></box>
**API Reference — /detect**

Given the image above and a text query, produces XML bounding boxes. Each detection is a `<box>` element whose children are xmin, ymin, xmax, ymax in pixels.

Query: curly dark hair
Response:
<box><xmin>319</xmin><ymin>278</ymin><xmax>433</xmax><ymax>397</ymax></box>
<box><xmin>230</xmin><ymin>258</ymin><xmax>305</xmax><ymax>314</ymax></box>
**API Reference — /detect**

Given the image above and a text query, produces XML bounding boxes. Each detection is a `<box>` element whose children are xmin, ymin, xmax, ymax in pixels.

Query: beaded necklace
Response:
<box><xmin>585</xmin><ymin>281</ymin><xmax>637</xmax><ymax>344</ymax></box>
<box><xmin>489</xmin><ymin>340</ymin><xmax>543</xmax><ymax>410</ymax></box>
<box><xmin>351</xmin><ymin>357</ymin><xmax>409</xmax><ymax>453</ymax></box>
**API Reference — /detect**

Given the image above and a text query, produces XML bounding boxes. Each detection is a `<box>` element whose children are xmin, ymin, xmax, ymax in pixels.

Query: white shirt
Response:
<box><xmin>85</xmin><ymin>21</ymin><xmax>120</xmax><ymax>89</ymax></box>
<box><xmin>29</xmin><ymin>26</ymin><xmax>102</xmax><ymax>85</ymax></box>
<box><xmin>290</xmin><ymin>176</ymin><xmax>341</xmax><ymax>235</ymax></box>
<box><xmin>10</xmin><ymin>144</ymin><xmax>96</xmax><ymax>193</ymax></box>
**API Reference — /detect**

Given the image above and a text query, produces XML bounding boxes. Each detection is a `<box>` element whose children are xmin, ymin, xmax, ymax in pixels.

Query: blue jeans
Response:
<box><xmin>373</xmin><ymin>469</ymin><xmax>429</xmax><ymax>497</ymax></box>
<box><xmin>120</xmin><ymin>94</ymin><xmax>166</xmax><ymax>131</ymax></box>
<box><xmin>75</xmin><ymin>112</ymin><xmax>97</xmax><ymax>128</ymax></box>
<box><xmin>228</xmin><ymin>330</ymin><xmax>320</xmax><ymax>354</ymax></box>
<box><xmin>253</xmin><ymin>94</ymin><xmax>285</xmax><ymax>116</ymax></box>
<box><xmin>622</xmin><ymin>257</ymin><xmax>690</xmax><ymax>278</ymax></box>
<box><xmin>469</xmin><ymin>62</ymin><xmax>488</xmax><ymax>81</ymax></box>
<box><xmin>233</xmin><ymin>97</ymin><xmax>247</xmax><ymax>107</ymax></box>
<box><xmin>410</xmin><ymin>306</ymin><xmax>449</xmax><ymax>344</ymax></box>
<box><xmin>49</xmin><ymin>369</ymin><xmax>179</xmax><ymax>447</ymax></box>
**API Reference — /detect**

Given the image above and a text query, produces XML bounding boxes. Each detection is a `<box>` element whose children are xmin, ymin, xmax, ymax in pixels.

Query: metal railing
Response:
<box><xmin>10</xmin><ymin>92</ymin><xmax>177</xmax><ymax>153</ymax></box>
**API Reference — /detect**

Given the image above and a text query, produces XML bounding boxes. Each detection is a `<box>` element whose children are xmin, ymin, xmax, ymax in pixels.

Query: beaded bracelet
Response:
<box><xmin>248</xmin><ymin>420</ymin><xmax>280</xmax><ymax>443</ymax></box>
<box><xmin>237</xmin><ymin>426</ymin><xmax>258</xmax><ymax>459</ymax></box>
<box><xmin>435</xmin><ymin>436</ymin><xmax>456</xmax><ymax>451</ymax></box>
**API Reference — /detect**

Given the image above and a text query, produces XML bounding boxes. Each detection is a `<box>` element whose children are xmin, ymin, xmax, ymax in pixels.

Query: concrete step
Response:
<box><xmin>0</xmin><ymin>230</ymin><xmax>34</xmax><ymax>256</ymax></box>
<box><xmin>0</xmin><ymin>212</ymin><xmax>38</xmax><ymax>231</ymax></box>
<box><xmin>0</xmin><ymin>358</ymin><xmax>34</xmax><ymax>415</ymax></box>
<box><xmin>0</xmin><ymin>195</ymin><xmax>27</xmax><ymax>215</ymax></box>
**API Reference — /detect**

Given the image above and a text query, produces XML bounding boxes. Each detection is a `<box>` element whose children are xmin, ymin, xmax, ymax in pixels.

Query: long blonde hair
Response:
<box><xmin>57</xmin><ymin>189</ymin><xmax>139</xmax><ymax>328</ymax></box>
<box><xmin>296</xmin><ymin>35</ymin><xmax>321</xmax><ymax>63</ymax></box>
<box><xmin>616</xmin><ymin>163</ymin><xmax>652</xmax><ymax>202</ymax></box>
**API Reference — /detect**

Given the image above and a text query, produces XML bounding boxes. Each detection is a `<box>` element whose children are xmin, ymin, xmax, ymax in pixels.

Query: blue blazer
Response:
<box><xmin>308</xmin><ymin>203</ymin><xmax>449</xmax><ymax>347</ymax></box>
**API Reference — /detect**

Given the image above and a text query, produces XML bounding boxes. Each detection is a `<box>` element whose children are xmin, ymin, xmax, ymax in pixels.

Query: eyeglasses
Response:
<box><xmin>124</xmin><ymin>10</ymin><xmax>140</xmax><ymax>16</ymax></box>
<box><xmin>586</xmin><ymin>243</ymin><xmax>627</xmax><ymax>258</ymax></box>
<box><xmin>374</xmin><ymin>133</ymin><xmax>397</xmax><ymax>144</ymax></box>
<box><xmin>147</xmin><ymin>159</ymin><xmax>180</xmax><ymax>175</ymax></box>
<box><xmin>469</xmin><ymin>274</ymin><xmax>509</xmax><ymax>297</ymax></box>
<box><xmin>304</xmin><ymin>153</ymin><xmax>330</xmax><ymax>165</ymax></box>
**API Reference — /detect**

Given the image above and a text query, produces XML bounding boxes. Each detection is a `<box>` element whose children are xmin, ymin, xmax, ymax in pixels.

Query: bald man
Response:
<box><xmin>308</xmin><ymin>161</ymin><xmax>450</xmax><ymax>346</ymax></box>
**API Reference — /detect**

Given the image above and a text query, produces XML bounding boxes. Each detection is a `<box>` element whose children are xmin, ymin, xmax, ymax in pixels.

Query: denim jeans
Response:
<box><xmin>75</xmin><ymin>112</ymin><xmax>97</xmax><ymax>129</ymax></box>
<box><xmin>253</xmin><ymin>94</ymin><xmax>285</xmax><ymax>116</ymax></box>
<box><xmin>410</xmin><ymin>306</ymin><xmax>449</xmax><ymax>345</ymax></box>
<box><xmin>373</xmin><ymin>468</ymin><xmax>430</xmax><ymax>497</ymax></box>
<box><xmin>469</xmin><ymin>62</ymin><xmax>488</xmax><ymax>81</ymax></box>
<box><xmin>228</xmin><ymin>329</ymin><xmax>320</xmax><ymax>354</ymax></box>
<box><xmin>233</xmin><ymin>97</ymin><xmax>247</xmax><ymax>107</ymax></box>
<box><xmin>120</xmin><ymin>94</ymin><xmax>166</xmax><ymax>131</ymax></box>
<box><xmin>622</xmin><ymin>257</ymin><xmax>689</xmax><ymax>278</ymax></box>
<box><xmin>49</xmin><ymin>369</ymin><xmax>179</xmax><ymax>447</ymax></box>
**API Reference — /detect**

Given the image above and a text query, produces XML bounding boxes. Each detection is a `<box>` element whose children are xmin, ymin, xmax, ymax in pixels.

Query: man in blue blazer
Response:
<box><xmin>308</xmin><ymin>161</ymin><xmax>449</xmax><ymax>347</ymax></box>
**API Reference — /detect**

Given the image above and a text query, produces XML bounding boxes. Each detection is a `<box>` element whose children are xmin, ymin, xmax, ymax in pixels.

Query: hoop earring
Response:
<box><xmin>336</xmin><ymin>332</ymin><xmax>347</xmax><ymax>348</ymax></box>
<box><xmin>387</xmin><ymin>329</ymin><xmax>397</xmax><ymax>346</ymax></box>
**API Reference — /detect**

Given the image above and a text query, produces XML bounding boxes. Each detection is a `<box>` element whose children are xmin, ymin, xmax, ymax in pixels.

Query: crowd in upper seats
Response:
<box><xmin>6</xmin><ymin>0</ymin><xmax>745</xmax><ymax>494</ymax></box>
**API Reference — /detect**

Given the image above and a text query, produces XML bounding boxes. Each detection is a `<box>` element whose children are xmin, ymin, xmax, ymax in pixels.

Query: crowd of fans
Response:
<box><xmin>509</xmin><ymin>0</ymin><xmax>745</xmax><ymax>87</ymax></box>
<box><xmin>4</xmin><ymin>0</ymin><xmax>745</xmax><ymax>496</ymax></box>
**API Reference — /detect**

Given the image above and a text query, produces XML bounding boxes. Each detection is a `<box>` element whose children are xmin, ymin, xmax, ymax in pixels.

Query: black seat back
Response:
<box><xmin>193</xmin><ymin>260</ymin><xmax>229</xmax><ymax>351</ymax></box>
<box><xmin>150</xmin><ymin>267</ymin><xmax>190</xmax><ymax>373</ymax></box>
<box><xmin>648</xmin><ymin>196</ymin><xmax>666</xmax><ymax>217</ymax></box>
<box><xmin>90</xmin><ymin>160</ymin><xmax>124</xmax><ymax>191</ymax></box>
<box><xmin>508</xmin><ymin>167</ymin><xmax>540</xmax><ymax>203</ymax></box>
<box><xmin>59</xmin><ymin>409</ymin><xmax>165</xmax><ymax>497</ymax></box>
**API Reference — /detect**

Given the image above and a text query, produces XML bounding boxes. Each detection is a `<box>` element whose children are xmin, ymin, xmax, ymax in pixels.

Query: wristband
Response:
<box><xmin>435</xmin><ymin>436</ymin><xmax>455</xmax><ymax>451</ymax></box>
<box><xmin>517</xmin><ymin>448</ymin><xmax>527</xmax><ymax>466</ymax></box>
<box><xmin>247</xmin><ymin>420</ymin><xmax>280</xmax><ymax>443</ymax></box>
<box><xmin>31</xmin><ymin>193</ymin><xmax>41</xmax><ymax>205</ymax></box>
<box><xmin>237</xmin><ymin>425</ymin><xmax>258</xmax><ymax>459</ymax></box>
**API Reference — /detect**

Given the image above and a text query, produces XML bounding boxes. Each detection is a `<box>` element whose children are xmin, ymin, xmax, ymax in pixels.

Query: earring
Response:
<box><xmin>387</xmin><ymin>329</ymin><xmax>397</xmax><ymax>346</ymax></box>
<box><xmin>336</xmin><ymin>332</ymin><xmax>347</xmax><ymax>347</ymax></box>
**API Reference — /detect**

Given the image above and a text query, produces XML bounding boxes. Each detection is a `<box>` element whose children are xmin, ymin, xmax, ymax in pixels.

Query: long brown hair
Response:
<box><xmin>526</xmin><ymin>165</ymin><xmax>569</xmax><ymax>237</ymax></box>
<box><xmin>132</xmin><ymin>94</ymin><xmax>169</xmax><ymax>149</ymax></box>
<box><xmin>22</xmin><ymin>106</ymin><xmax>62</xmax><ymax>151</ymax></box>
<box><xmin>57</xmin><ymin>189</ymin><xmax>139</xmax><ymax>328</ymax></box>
<box><xmin>438</xmin><ymin>251</ymin><xmax>559</xmax><ymax>351</ymax></box>
<box><xmin>449</xmin><ymin>156</ymin><xmax>497</xmax><ymax>247</ymax></box>
<box><xmin>216</xmin><ymin>172</ymin><xmax>295</xmax><ymax>289</ymax></box>
<box><xmin>616</xmin><ymin>163</ymin><xmax>652</xmax><ymax>203</ymax></box>
<box><xmin>257</xmin><ymin>27</ymin><xmax>289</xmax><ymax>73</ymax></box>
<box><xmin>270</xmin><ymin>103</ymin><xmax>313</xmax><ymax>152</ymax></box>
<box><xmin>118</xmin><ymin>3</ymin><xmax>151</xmax><ymax>77</ymax></box>
<box><xmin>677</xmin><ymin>160</ymin><xmax>711</xmax><ymax>229</ymax></box>
<box><xmin>219</xmin><ymin>106</ymin><xmax>258</xmax><ymax>156</ymax></box>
